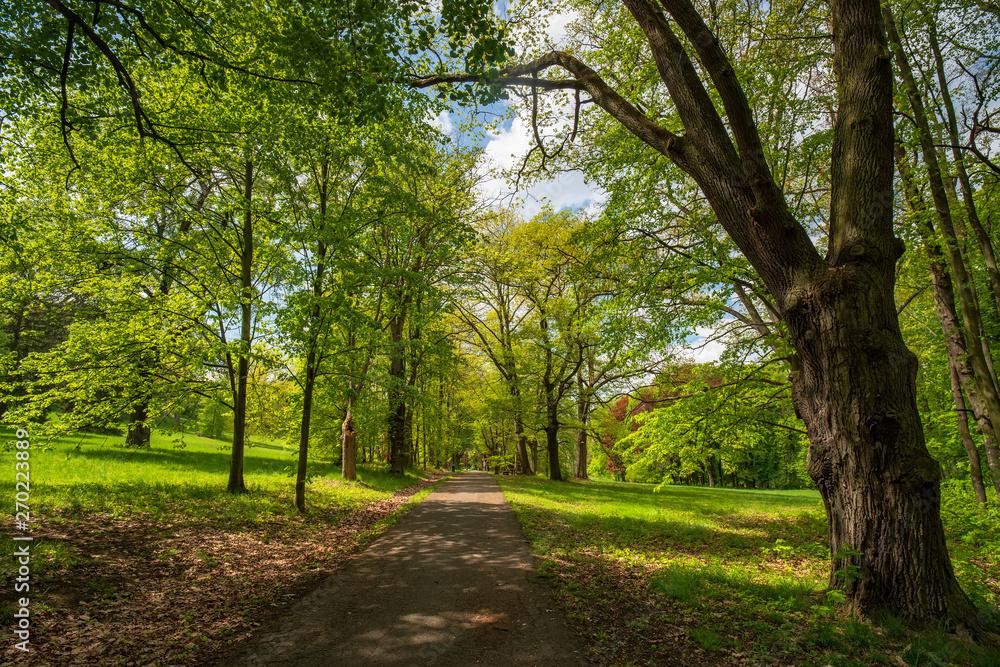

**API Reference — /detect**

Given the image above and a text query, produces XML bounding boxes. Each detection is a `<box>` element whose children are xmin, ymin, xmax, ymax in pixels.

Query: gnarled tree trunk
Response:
<box><xmin>787</xmin><ymin>265</ymin><xmax>975</xmax><ymax>621</ymax></box>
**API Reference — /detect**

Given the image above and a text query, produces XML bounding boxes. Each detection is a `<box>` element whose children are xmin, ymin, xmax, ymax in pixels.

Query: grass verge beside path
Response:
<box><xmin>0</xmin><ymin>427</ymin><xmax>446</xmax><ymax>666</ymax></box>
<box><xmin>498</xmin><ymin>476</ymin><xmax>1000</xmax><ymax>667</ymax></box>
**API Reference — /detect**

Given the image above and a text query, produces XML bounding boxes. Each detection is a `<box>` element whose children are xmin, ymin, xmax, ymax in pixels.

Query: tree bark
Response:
<box><xmin>227</xmin><ymin>158</ymin><xmax>253</xmax><ymax>495</ymax></box>
<box><xmin>542</xmin><ymin>358</ymin><xmax>562</xmax><ymax>481</ymax></box>
<box><xmin>573</xmin><ymin>354</ymin><xmax>594</xmax><ymax>479</ymax></box>
<box><xmin>792</xmin><ymin>291</ymin><xmax>974</xmax><ymax>621</ymax></box>
<box><xmin>574</xmin><ymin>428</ymin><xmax>588</xmax><ymax>480</ymax></box>
<box><xmin>387</xmin><ymin>313</ymin><xmax>407</xmax><ymax>474</ymax></box>
<box><xmin>949</xmin><ymin>363</ymin><xmax>989</xmax><ymax>504</ymax></box>
<box><xmin>341</xmin><ymin>402</ymin><xmax>358</xmax><ymax>481</ymax></box>
<box><xmin>294</xmin><ymin>348</ymin><xmax>317</xmax><ymax>512</ymax></box>
<box><xmin>514</xmin><ymin>411</ymin><xmax>531</xmax><ymax>474</ymax></box>
<box><xmin>125</xmin><ymin>401</ymin><xmax>151</xmax><ymax>447</ymax></box>
<box><xmin>545</xmin><ymin>423</ymin><xmax>561</xmax><ymax>481</ymax></box>
<box><xmin>772</xmin><ymin>1</ymin><xmax>977</xmax><ymax>623</ymax></box>
<box><xmin>538</xmin><ymin>369</ymin><xmax>576</xmax><ymax>477</ymax></box>
<box><xmin>574</xmin><ymin>376</ymin><xmax>590</xmax><ymax>480</ymax></box>
<box><xmin>403</xmin><ymin>396</ymin><xmax>413</xmax><ymax>467</ymax></box>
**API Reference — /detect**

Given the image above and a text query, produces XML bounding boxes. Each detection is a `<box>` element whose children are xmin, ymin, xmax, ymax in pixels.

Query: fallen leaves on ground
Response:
<box><xmin>0</xmin><ymin>475</ymin><xmax>443</xmax><ymax>666</ymax></box>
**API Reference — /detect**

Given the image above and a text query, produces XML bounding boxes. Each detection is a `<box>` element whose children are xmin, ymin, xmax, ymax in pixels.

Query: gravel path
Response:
<box><xmin>221</xmin><ymin>472</ymin><xmax>586</xmax><ymax>666</ymax></box>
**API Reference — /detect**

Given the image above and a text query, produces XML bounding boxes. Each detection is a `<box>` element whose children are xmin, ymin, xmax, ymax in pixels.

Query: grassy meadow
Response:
<box><xmin>499</xmin><ymin>477</ymin><xmax>1000</xmax><ymax>667</ymax></box>
<box><xmin>1</xmin><ymin>426</ymin><xmax>421</xmax><ymax>518</ymax></box>
<box><xmin>0</xmin><ymin>426</ymin><xmax>444</xmax><ymax>665</ymax></box>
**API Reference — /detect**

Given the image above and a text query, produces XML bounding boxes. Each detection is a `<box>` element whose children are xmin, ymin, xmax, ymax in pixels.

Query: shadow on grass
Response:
<box><xmin>347</xmin><ymin>466</ymin><xmax>433</xmax><ymax>492</ymax></box>
<box><xmin>652</xmin><ymin>560</ymin><xmax>819</xmax><ymax>611</ymax></box>
<box><xmin>38</xmin><ymin>479</ymin><xmax>360</xmax><ymax>525</ymax></box>
<box><xmin>505</xmin><ymin>479</ymin><xmax>826</xmax><ymax>556</ymax></box>
<box><xmin>505</xmin><ymin>476</ymin><xmax>821</xmax><ymax>507</ymax></box>
<box><xmin>71</xmin><ymin>445</ymin><xmax>333</xmax><ymax>475</ymax></box>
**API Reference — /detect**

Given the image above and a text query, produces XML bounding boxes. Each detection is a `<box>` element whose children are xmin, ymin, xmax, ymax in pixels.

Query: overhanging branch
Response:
<box><xmin>411</xmin><ymin>50</ymin><xmax>686</xmax><ymax>166</ymax></box>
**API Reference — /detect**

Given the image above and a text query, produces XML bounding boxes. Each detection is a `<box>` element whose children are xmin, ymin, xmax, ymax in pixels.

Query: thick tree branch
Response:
<box><xmin>411</xmin><ymin>51</ymin><xmax>687</xmax><ymax>167</ymax></box>
<box><xmin>654</xmin><ymin>0</ymin><xmax>786</xmax><ymax>212</ymax></box>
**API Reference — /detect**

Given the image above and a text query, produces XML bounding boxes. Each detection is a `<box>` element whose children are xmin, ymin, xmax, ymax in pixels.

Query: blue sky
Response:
<box><xmin>422</xmin><ymin>9</ymin><xmax>725</xmax><ymax>363</ymax></box>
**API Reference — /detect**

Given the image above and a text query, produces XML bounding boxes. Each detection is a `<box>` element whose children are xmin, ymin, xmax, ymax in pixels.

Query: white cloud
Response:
<box><xmin>685</xmin><ymin>326</ymin><xmax>726</xmax><ymax>364</ymax></box>
<box><xmin>459</xmin><ymin>8</ymin><xmax>596</xmax><ymax>217</ymax></box>
<box><xmin>477</xmin><ymin>111</ymin><xmax>604</xmax><ymax>216</ymax></box>
<box><xmin>427</xmin><ymin>110</ymin><xmax>455</xmax><ymax>136</ymax></box>
<box><xmin>545</xmin><ymin>11</ymin><xmax>578</xmax><ymax>47</ymax></box>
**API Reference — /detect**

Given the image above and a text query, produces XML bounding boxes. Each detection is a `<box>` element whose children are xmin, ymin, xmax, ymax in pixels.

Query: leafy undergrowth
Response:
<box><xmin>498</xmin><ymin>476</ymin><xmax>1000</xmax><ymax>667</ymax></box>
<box><xmin>0</xmin><ymin>427</ymin><xmax>446</xmax><ymax>665</ymax></box>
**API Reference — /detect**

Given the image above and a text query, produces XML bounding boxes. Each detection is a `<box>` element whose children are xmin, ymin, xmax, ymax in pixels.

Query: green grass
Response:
<box><xmin>0</xmin><ymin>425</ymin><xmax>424</xmax><ymax>524</ymax></box>
<box><xmin>499</xmin><ymin>476</ymin><xmax>1000</xmax><ymax>667</ymax></box>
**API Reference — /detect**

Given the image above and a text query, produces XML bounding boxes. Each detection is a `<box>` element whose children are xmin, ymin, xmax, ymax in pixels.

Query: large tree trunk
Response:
<box><xmin>774</xmin><ymin>1</ymin><xmax>978</xmax><ymax>624</ymax></box>
<box><xmin>228</xmin><ymin>158</ymin><xmax>253</xmax><ymax>495</ymax></box>
<box><xmin>789</xmin><ymin>273</ymin><xmax>977</xmax><ymax>622</ymax></box>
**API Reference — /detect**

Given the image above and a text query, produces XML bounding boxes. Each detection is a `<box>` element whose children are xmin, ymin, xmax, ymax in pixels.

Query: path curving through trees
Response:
<box><xmin>220</xmin><ymin>472</ymin><xmax>585</xmax><ymax>666</ymax></box>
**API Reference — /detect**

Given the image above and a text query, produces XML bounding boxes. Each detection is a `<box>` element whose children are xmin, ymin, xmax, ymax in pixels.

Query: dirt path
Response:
<box><xmin>219</xmin><ymin>472</ymin><xmax>586</xmax><ymax>666</ymax></box>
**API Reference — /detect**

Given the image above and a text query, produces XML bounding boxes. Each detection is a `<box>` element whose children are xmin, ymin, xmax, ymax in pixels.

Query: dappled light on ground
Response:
<box><xmin>222</xmin><ymin>472</ymin><xmax>585</xmax><ymax>666</ymax></box>
<box><xmin>499</xmin><ymin>477</ymin><xmax>1000</xmax><ymax>667</ymax></box>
